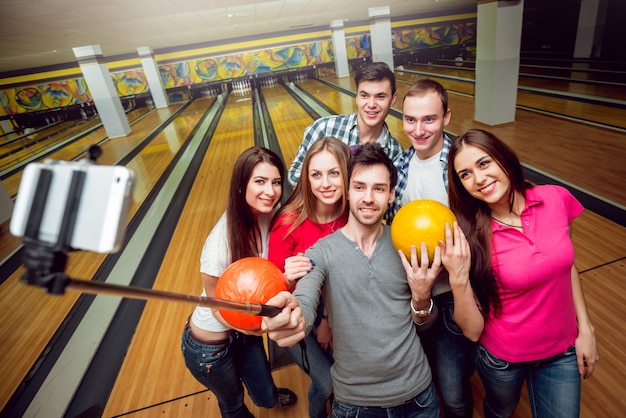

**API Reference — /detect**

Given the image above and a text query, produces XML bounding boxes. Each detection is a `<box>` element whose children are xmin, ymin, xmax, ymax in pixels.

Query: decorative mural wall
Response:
<box><xmin>1</xmin><ymin>79</ymin><xmax>91</xmax><ymax>117</ymax></box>
<box><xmin>158</xmin><ymin>38</ymin><xmax>339</xmax><ymax>89</ymax></box>
<box><xmin>393</xmin><ymin>21</ymin><xmax>475</xmax><ymax>53</ymax></box>
<box><xmin>0</xmin><ymin>19</ymin><xmax>475</xmax><ymax>118</ymax></box>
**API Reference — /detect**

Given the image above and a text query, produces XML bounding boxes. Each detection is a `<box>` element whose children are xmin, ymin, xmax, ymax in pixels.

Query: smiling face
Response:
<box><xmin>245</xmin><ymin>162</ymin><xmax>282</xmax><ymax>216</ymax></box>
<box><xmin>355</xmin><ymin>79</ymin><xmax>397</xmax><ymax>132</ymax></box>
<box><xmin>453</xmin><ymin>144</ymin><xmax>511</xmax><ymax>210</ymax></box>
<box><xmin>348</xmin><ymin>163</ymin><xmax>395</xmax><ymax>227</ymax></box>
<box><xmin>308</xmin><ymin>150</ymin><xmax>344</xmax><ymax>209</ymax></box>
<box><xmin>403</xmin><ymin>90</ymin><xmax>451</xmax><ymax>160</ymax></box>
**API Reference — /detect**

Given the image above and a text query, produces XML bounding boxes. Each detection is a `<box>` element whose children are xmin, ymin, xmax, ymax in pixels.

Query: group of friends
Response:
<box><xmin>180</xmin><ymin>62</ymin><xmax>599</xmax><ymax>418</ymax></box>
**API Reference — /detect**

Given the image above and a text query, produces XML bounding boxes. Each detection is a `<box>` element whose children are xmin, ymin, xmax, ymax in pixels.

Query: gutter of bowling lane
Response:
<box><xmin>254</xmin><ymin>83</ymin><xmax>294</xmax><ymax>199</ymax></box>
<box><xmin>282</xmin><ymin>79</ymin><xmax>329</xmax><ymax>119</ymax></box>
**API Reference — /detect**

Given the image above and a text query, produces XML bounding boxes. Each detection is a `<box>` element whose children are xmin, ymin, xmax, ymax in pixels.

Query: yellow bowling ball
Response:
<box><xmin>391</xmin><ymin>199</ymin><xmax>457</xmax><ymax>264</ymax></box>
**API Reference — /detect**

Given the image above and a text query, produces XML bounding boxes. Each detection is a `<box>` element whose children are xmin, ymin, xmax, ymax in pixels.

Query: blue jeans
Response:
<box><xmin>331</xmin><ymin>382</ymin><xmax>440</xmax><ymax>418</ymax></box>
<box><xmin>181</xmin><ymin>326</ymin><xmax>278</xmax><ymax>418</ymax></box>
<box><xmin>419</xmin><ymin>292</ymin><xmax>476</xmax><ymax>418</ymax></box>
<box><xmin>285</xmin><ymin>331</ymin><xmax>334</xmax><ymax>418</ymax></box>
<box><xmin>475</xmin><ymin>343</ymin><xmax>580</xmax><ymax>418</ymax></box>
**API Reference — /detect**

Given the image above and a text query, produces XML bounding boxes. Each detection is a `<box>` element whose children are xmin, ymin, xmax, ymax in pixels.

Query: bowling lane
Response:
<box><xmin>0</xmin><ymin>107</ymin><xmax>157</xmax><ymax>198</ymax></box>
<box><xmin>397</xmin><ymin>64</ymin><xmax>626</xmax><ymax>130</ymax></box>
<box><xmin>400</xmin><ymin>63</ymin><xmax>626</xmax><ymax>101</ymax></box>
<box><xmin>102</xmin><ymin>91</ymin><xmax>259</xmax><ymax>416</ymax></box>
<box><xmin>0</xmin><ymin>102</ymin><xmax>201</xmax><ymax>261</ymax></box>
<box><xmin>0</xmin><ymin>118</ymin><xmax>102</xmax><ymax>173</ymax></box>
<box><xmin>261</xmin><ymin>82</ymin><xmax>314</xmax><ymax>164</ymax></box>
<box><xmin>0</xmin><ymin>119</ymin><xmax>97</xmax><ymax>159</ymax></box>
<box><xmin>0</xmin><ymin>97</ymin><xmax>216</xmax><ymax>413</ymax></box>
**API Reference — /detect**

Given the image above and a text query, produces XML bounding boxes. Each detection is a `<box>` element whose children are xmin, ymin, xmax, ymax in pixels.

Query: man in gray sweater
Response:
<box><xmin>263</xmin><ymin>143</ymin><xmax>471</xmax><ymax>417</ymax></box>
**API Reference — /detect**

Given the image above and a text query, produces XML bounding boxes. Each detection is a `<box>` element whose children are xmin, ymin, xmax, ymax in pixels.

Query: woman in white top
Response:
<box><xmin>181</xmin><ymin>146</ymin><xmax>297</xmax><ymax>417</ymax></box>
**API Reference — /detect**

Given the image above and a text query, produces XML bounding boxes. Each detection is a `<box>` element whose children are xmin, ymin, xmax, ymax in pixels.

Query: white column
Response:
<box><xmin>574</xmin><ymin>0</ymin><xmax>608</xmax><ymax>59</ymax></box>
<box><xmin>474</xmin><ymin>0</ymin><xmax>524</xmax><ymax>126</ymax></box>
<box><xmin>137</xmin><ymin>46</ymin><xmax>169</xmax><ymax>108</ymax></box>
<box><xmin>331</xmin><ymin>20</ymin><xmax>350</xmax><ymax>78</ymax></box>
<box><xmin>73</xmin><ymin>45</ymin><xmax>131</xmax><ymax>138</ymax></box>
<box><xmin>368</xmin><ymin>6</ymin><xmax>394</xmax><ymax>70</ymax></box>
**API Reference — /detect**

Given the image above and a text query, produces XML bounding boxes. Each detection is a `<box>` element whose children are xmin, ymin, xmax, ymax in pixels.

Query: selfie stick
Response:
<box><xmin>19</xmin><ymin>160</ymin><xmax>281</xmax><ymax>318</ymax></box>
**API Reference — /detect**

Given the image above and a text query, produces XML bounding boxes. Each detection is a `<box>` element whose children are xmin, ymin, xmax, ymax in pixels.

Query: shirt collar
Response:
<box><xmin>348</xmin><ymin>112</ymin><xmax>390</xmax><ymax>144</ymax></box>
<box><xmin>491</xmin><ymin>187</ymin><xmax>542</xmax><ymax>231</ymax></box>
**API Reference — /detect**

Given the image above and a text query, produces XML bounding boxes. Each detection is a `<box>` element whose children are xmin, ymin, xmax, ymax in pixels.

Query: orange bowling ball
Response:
<box><xmin>214</xmin><ymin>257</ymin><xmax>287</xmax><ymax>331</ymax></box>
<box><xmin>390</xmin><ymin>199</ymin><xmax>457</xmax><ymax>264</ymax></box>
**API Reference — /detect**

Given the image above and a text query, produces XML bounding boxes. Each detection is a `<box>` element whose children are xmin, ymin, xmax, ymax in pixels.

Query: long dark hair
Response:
<box><xmin>227</xmin><ymin>147</ymin><xmax>285</xmax><ymax>262</ymax></box>
<box><xmin>447</xmin><ymin>129</ymin><xmax>531</xmax><ymax>316</ymax></box>
<box><xmin>273</xmin><ymin>137</ymin><xmax>350</xmax><ymax>237</ymax></box>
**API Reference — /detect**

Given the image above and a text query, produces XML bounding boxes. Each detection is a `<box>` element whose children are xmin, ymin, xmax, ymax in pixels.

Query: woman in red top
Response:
<box><xmin>269</xmin><ymin>136</ymin><xmax>350</xmax><ymax>418</ymax></box>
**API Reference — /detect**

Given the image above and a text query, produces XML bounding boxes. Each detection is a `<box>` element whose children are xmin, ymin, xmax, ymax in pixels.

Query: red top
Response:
<box><xmin>268</xmin><ymin>212</ymin><xmax>348</xmax><ymax>272</ymax></box>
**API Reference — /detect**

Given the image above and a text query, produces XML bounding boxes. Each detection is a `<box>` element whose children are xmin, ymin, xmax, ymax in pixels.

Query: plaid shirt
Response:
<box><xmin>287</xmin><ymin>112</ymin><xmax>403</xmax><ymax>186</ymax></box>
<box><xmin>385</xmin><ymin>134</ymin><xmax>452</xmax><ymax>223</ymax></box>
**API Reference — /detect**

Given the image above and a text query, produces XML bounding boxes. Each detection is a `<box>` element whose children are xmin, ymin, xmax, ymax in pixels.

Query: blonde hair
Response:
<box><xmin>273</xmin><ymin>137</ymin><xmax>350</xmax><ymax>237</ymax></box>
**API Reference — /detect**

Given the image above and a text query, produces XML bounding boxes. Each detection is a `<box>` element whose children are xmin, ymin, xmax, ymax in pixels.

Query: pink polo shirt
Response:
<box><xmin>481</xmin><ymin>185</ymin><xmax>583</xmax><ymax>362</ymax></box>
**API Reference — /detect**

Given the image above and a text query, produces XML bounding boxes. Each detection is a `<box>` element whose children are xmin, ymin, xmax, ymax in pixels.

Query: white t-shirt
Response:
<box><xmin>401</xmin><ymin>153</ymin><xmax>451</xmax><ymax>296</ymax></box>
<box><xmin>191</xmin><ymin>211</ymin><xmax>273</xmax><ymax>332</ymax></box>
<box><xmin>401</xmin><ymin>152</ymin><xmax>448</xmax><ymax>207</ymax></box>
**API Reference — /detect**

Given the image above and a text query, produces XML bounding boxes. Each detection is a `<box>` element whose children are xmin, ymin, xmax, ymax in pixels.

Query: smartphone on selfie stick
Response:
<box><xmin>10</xmin><ymin>145</ymin><xmax>135</xmax><ymax>293</ymax></box>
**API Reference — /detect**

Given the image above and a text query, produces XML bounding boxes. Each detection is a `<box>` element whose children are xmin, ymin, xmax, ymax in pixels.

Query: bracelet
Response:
<box><xmin>410</xmin><ymin>298</ymin><xmax>433</xmax><ymax>318</ymax></box>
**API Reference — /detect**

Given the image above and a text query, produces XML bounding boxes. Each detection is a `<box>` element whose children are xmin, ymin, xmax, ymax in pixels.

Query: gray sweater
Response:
<box><xmin>294</xmin><ymin>225</ymin><xmax>432</xmax><ymax>406</ymax></box>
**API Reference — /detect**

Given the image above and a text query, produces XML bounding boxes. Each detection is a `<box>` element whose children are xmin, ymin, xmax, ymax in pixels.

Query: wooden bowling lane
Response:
<box><xmin>0</xmin><ymin>118</ymin><xmax>102</xmax><ymax>173</ymax></box>
<box><xmin>103</xmin><ymin>88</ymin><xmax>315</xmax><ymax>418</ymax></box>
<box><xmin>0</xmin><ymin>104</ymin><xmax>181</xmax><ymax>263</ymax></box>
<box><xmin>261</xmin><ymin>82</ymin><xmax>314</xmax><ymax>164</ymax></box>
<box><xmin>101</xmin><ymin>91</ymin><xmax>259</xmax><ymax>417</ymax></box>
<box><xmin>518</xmin><ymin>74</ymin><xmax>626</xmax><ymax>101</ymax></box>
<box><xmin>0</xmin><ymin>107</ymin><xmax>153</xmax><ymax>199</ymax></box>
<box><xmin>519</xmin><ymin>63</ymin><xmax>626</xmax><ymax>84</ymax></box>
<box><xmin>0</xmin><ymin>119</ymin><xmax>95</xmax><ymax>158</ymax></box>
<box><xmin>402</xmin><ymin>62</ymin><xmax>626</xmax><ymax>101</ymax></box>
<box><xmin>514</xmin><ymin>90</ymin><xmax>626</xmax><ymax>130</ymax></box>
<box><xmin>0</xmin><ymin>107</ymin><xmax>152</xmax><ymax>171</ymax></box>
<box><xmin>578</xmin><ymin>260</ymin><xmax>626</xmax><ymax>416</ymax></box>
<box><xmin>0</xmin><ymin>97</ymin><xmax>216</xmax><ymax>414</ymax></box>
<box><xmin>397</xmin><ymin>64</ymin><xmax>626</xmax><ymax>130</ymax></box>
<box><xmin>322</xmin><ymin>74</ymin><xmax>626</xmax><ymax>210</ymax></box>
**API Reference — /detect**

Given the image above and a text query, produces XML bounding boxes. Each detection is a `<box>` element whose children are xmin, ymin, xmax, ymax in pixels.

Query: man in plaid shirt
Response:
<box><xmin>288</xmin><ymin>62</ymin><xmax>403</xmax><ymax>187</ymax></box>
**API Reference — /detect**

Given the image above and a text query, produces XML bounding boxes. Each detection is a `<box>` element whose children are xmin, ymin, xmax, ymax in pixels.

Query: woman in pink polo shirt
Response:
<box><xmin>446</xmin><ymin>129</ymin><xmax>599</xmax><ymax>418</ymax></box>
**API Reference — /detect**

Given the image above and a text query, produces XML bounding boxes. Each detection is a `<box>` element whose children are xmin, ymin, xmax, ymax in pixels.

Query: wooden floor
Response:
<box><xmin>0</xmin><ymin>63</ymin><xmax>625</xmax><ymax>417</ymax></box>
